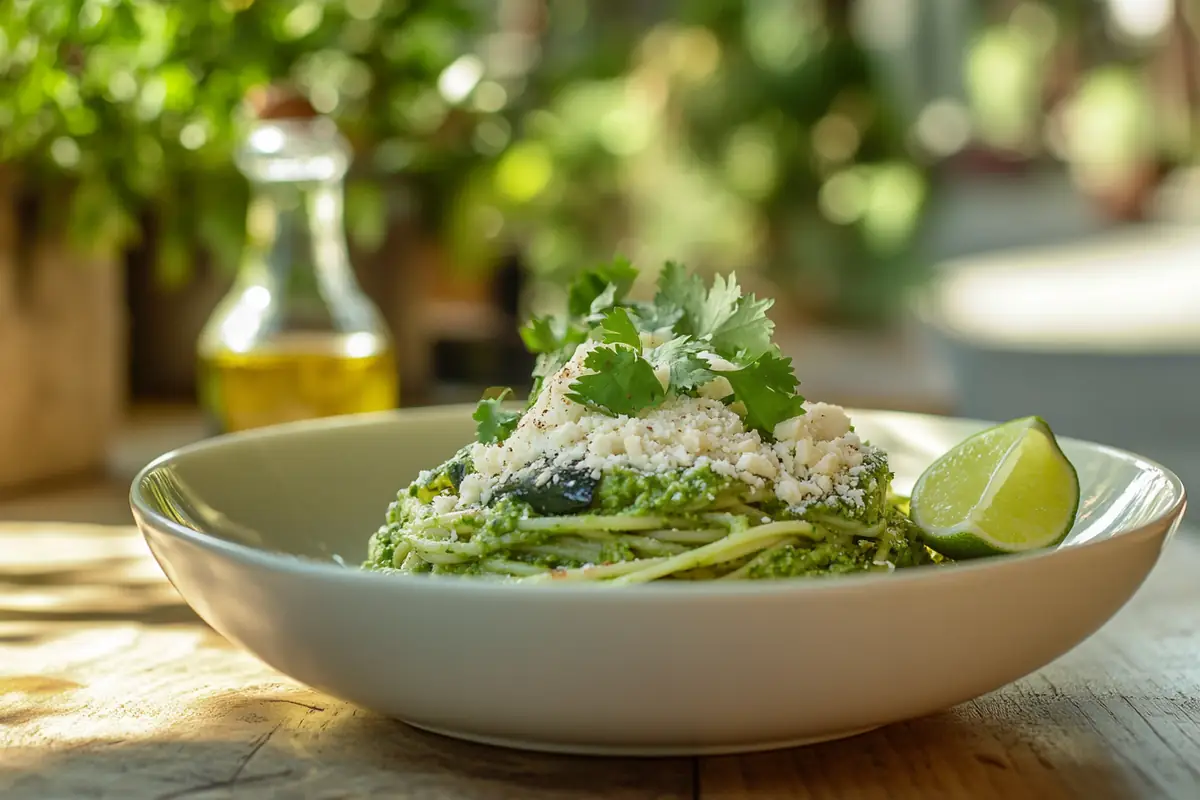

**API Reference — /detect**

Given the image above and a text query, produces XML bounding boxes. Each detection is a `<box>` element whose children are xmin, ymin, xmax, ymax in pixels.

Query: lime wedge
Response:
<box><xmin>910</xmin><ymin>416</ymin><xmax>1079</xmax><ymax>559</ymax></box>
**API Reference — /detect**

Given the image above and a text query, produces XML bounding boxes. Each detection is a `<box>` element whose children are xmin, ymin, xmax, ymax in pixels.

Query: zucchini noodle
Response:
<box><xmin>362</xmin><ymin>261</ymin><xmax>949</xmax><ymax>583</ymax></box>
<box><xmin>365</xmin><ymin>453</ymin><xmax>939</xmax><ymax>583</ymax></box>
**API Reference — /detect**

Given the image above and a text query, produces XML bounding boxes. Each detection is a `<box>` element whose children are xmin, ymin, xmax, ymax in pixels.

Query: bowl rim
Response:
<box><xmin>129</xmin><ymin>406</ymin><xmax>1188</xmax><ymax>598</ymax></box>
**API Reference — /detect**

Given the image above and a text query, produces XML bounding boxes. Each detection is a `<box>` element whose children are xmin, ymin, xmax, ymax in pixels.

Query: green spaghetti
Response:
<box><xmin>364</xmin><ymin>260</ymin><xmax>944</xmax><ymax>582</ymax></box>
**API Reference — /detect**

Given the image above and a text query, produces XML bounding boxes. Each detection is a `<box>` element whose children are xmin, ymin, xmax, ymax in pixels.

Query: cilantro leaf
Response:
<box><xmin>587</xmin><ymin>283</ymin><xmax>619</xmax><ymax>319</ymax></box>
<box><xmin>566</xmin><ymin>345</ymin><xmax>665</xmax><ymax>417</ymax></box>
<box><xmin>649</xmin><ymin>266</ymin><xmax>775</xmax><ymax>359</ymax></box>
<box><xmin>519</xmin><ymin>317</ymin><xmax>559</xmax><ymax>353</ymax></box>
<box><xmin>651</xmin><ymin>260</ymin><xmax>706</xmax><ymax>334</ymax></box>
<box><xmin>630</xmin><ymin>299</ymin><xmax>679</xmax><ymax>332</ymax></box>
<box><xmin>527</xmin><ymin>259</ymin><xmax>795</xmax><ymax>425</ymax></box>
<box><xmin>600</xmin><ymin>307</ymin><xmax>642</xmax><ymax>348</ymax></box>
<box><xmin>521</xmin><ymin>315</ymin><xmax>588</xmax><ymax>389</ymax></box>
<box><xmin>647</xmin><ymin>336</ymin><xmax>713</xmax><ymax>395</ymax></box>
<box><xmin>568</xmin><ymin>257</ymin><xmax>638</xmax><ymax>318</ymax></box>
<box><xmin>708</xmin><ymin>294</ymin><xmax>775</xmax><ymax>360</ymax></box>
<box><xmin>694</xmin><ymin>272</ymin><xmax>741</xmax><ymax>336</ymax></box>
<box><xmin>689</xmin><ymin>273</ymin><xmax>775</xmax><ymax>359</ymax></box>
<box><xmin>474</xmin><ymin>387</ymin><xmax>522</xmax><ymax>444</ymax></box>
<box><xmin>720</xmin><ymin>352</ymin><xmax>806</xmax><ymax>437</ymax></box>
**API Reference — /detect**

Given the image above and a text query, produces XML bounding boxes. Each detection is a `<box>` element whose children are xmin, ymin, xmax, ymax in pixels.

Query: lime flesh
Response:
<box><xmin>910</xmin><ymin>417</ymin><xmax>1080</xmax><ymax>559</ymax></box>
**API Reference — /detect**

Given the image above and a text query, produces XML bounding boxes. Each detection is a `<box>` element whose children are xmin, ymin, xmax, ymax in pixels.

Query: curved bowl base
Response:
<box><xmin>402</xmin><ymin>720</ymin><xmax>885</xmax><ymax>757</ymax></box>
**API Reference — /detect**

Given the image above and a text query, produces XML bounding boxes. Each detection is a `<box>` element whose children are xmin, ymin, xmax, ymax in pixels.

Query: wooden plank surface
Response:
<box><xmin>1</xmin><ymin>523</ymin><xmax>1199</xmax><ymax>800</ymax></box>
<box><xmin>701</xmin><ymin>531</ymin><xmax>1200</xmax><ymax>800</ymax></box>
<box><xmin>0</xmin><ymin>524</ymin><xmax>691</xmax><ymax>800</ymax></box>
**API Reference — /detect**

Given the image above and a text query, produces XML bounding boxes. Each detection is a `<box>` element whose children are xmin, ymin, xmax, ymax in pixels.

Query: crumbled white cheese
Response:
<box><xmin>697</xmin><ymin>375</ymin><xmax>733</xmax><ymax>401</ymax></box>
<box><xmin>801</xmin><ymin>402</ymin><xmax>853</xmax><ymax>441</ymax></box>
<box><xmin>431</xmin><ymin>494</ymin><xmax>459</xmax><ymax>515</ymax></box>
<box><xmin>736</xmin><ymin>452</ymin><xmax>776</xmax><ymax>479</ymax></box>
<box><xmin>464</xmin><ymin>341</ymin><xmax>875</xmax><ymax>512</ymax></box>
<box><xmin>458</xmin><ymin>474</ymin><xmax>485</xmax><ymax>506</ymax></box>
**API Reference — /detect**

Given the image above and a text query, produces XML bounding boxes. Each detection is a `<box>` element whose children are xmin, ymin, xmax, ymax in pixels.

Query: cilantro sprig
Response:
<box><xmin>654</xmin><ymin>262</ymin><xmax>775</xmax><ymax>360</ymax></box>
<box><xmin>473</xmin><ymin>387</ymin><xmax>521</xmax><ymax>444</ymax></box>
<box><xmin>493</xmin><ymin>257</ymin><xmax>806</xmax><ymax>439</ymax></box>
<box><xmin>646</xmin><ymin>336</ymin><xmax>711</xmax><ymax>395</ymax></box>
<box><xmin>717</xmin><ymin>352</ymin><xmax>807</xmax><ymax>435</ymax></box>
<box><xmin>565</xmin><ymin>345</ymin><xmax>666</xmax><ymax>417</ymax></box>
<box><xmin>599</xmin><ymin>307</ymin><xmax>642</xmax><ymax>348</ymax></box>
<box><xmin>568</xmin><ymin>256</ymin><xmax>637</xmax><ymax>318</ymax></box>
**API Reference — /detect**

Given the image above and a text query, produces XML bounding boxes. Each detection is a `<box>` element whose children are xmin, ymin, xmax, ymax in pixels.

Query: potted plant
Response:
<box><xmin>0</xmin><ymin>0</ymin><xmax>493</xmax><ymax>486</ymax></box>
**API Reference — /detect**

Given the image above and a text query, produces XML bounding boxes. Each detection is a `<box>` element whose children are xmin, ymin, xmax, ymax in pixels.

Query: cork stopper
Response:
<box><xmin>244</xmin><ymin>84</ymin><xmax>318</xmax><ymax>121</ymax></box>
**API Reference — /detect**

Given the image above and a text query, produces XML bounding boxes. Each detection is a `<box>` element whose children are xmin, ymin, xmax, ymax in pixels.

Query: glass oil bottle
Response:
<box><xmin>197</xmin><ymin>90</ymin><xmax>398</xmax><ymax>434</ymax></box>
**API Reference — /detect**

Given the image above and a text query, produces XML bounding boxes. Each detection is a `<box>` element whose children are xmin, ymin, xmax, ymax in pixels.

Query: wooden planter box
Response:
<box><xmin>0</xmin><ymin>183</ymin><xmax>125</xmax><ymax>490</ymax></box>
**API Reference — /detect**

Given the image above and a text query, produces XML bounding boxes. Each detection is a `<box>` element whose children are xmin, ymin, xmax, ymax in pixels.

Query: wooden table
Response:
<box><xmin>2</xmin><ymin>523</ymin><xmax>1199</xmax><ymax>800</ymax></box>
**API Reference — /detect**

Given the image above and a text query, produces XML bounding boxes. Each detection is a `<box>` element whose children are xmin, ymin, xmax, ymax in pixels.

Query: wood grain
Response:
<box><xmin>1</xmin><ymin>523</ymin><xmax>1199</xmax><ymax>799</ymax></box>
<box><xmin>701</xmin><ymin>531</ymin><xmax>1200</xmax><ymax>800</ymax></box>
<box><xmin>0</xmin><ymin>524</ymin><xmax>691</xmax><ymax>800</ymax></box>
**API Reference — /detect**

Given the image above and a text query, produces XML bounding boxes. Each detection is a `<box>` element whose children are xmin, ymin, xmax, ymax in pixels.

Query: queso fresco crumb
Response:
<box><xmin>451</xmin><ymin>340</ymin><xmax>872</xmax><ymax>515</ymax></box>
<box><xmin>365</xmin><ymin>258</ymin><xmax>942</xmax><ymax>582</ymax></box>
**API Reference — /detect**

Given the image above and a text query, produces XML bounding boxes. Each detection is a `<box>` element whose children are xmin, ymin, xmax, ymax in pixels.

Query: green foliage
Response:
<box><xmin>645</xmin><ymin>336</ymin><xmax>711</xmax><ymax>395</ymax></box>
<box><xmin>565</xmin><ymin>344</ymin><xmax>667</xmax><ymax>417</ymax></box>
<box><xmin>0</xmin><ymin>0</ymin><xmax>489</xmax><ymax>278</ymax></box>
<box><xmin>598</xmin><ymin>307</ymin><xmax>642</xmax><ymax>348</ymax></box>
<box><xmin>463</xmin><ymin>1</ymin><xmax>931</xmax><ymax>324</ymax></box>
<box><xmin>473</xmin><ymin>387</ymin><xmax>521</xmax><ymax>444</ymax></box>
<box><xmin>720</xmin><ymin>352</ymin><xmax>807</xmax><ymax>436</ymax></box>
<box><xmin>546</xmin><ymin>257</ymin><xmax>807</xmax><ymax>438</ymax></box>
<box><xmin>670</xmin><ymin>1</ymin><xmax>930</xmax><ymax>323</ymax></box>
<box><xmin>656</xmin><ymin>263</ymin><xmax>775</xmax><ymax>360</ymax></box>
<box><xmin>3</xmin><ymin>0</ymin><xmax>933</xmax><ymax>323</ymax></box>
<box><xmin>568</xmin><ymin>256</ymin><xmax>637</xmax><ymax>317</ymax></box>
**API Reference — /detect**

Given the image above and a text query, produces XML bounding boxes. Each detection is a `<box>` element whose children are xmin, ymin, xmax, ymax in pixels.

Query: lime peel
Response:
<box><xmin>910</xmin><ymin>416</ymin><xmax>1080</xmax><ymax>560</ymax></box>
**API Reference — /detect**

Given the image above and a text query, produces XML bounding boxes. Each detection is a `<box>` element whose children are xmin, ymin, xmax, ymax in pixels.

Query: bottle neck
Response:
<box><xmin>201</xmin><ymin>117</ymin><xmax>387</xmax><ymax>352</ymax></box>
<box><xmin>233</xmin><ymin>117</ymin><xmax>371</xmax><ymax>331</ymax></box>
<box><xmin>242</xmin><ymin>178</ymin><xmax>355</xmax><ymax>294</ymax></box>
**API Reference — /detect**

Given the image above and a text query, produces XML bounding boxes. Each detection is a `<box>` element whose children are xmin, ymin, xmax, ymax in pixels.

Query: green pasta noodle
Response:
<box><xmin>362</xmin><ymin>260</ymin><xmax>945</xmax><ymax>583</ymax></box>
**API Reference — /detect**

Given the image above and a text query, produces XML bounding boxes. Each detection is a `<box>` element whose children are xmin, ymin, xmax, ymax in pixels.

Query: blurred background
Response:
<box><xmin>2</xmin><ymin>0</ymin><xmax>1200</xmax><ymax>523</ymax></box>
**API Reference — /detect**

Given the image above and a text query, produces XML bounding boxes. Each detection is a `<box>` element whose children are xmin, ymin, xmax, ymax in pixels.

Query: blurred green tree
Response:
<box><xmin>0</xmin><ymin>0</ymin><xmax>491</xmax><ymax>284</ymax></box>
<box><xmin>453</xmin><ymin>0</ymin><xmax>930</xmax><ymax>324</ymax></box>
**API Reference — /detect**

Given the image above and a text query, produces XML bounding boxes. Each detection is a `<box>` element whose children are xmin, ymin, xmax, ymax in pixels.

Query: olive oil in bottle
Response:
<box><xmin>199</xmin><ymin>333</ymin><xmax>397</xmax><ymax>433</ymax></box>
<box><xmin>197</xmin><ymin>87</ymin><xmax>398</xmax><ymax>434</ymax></box>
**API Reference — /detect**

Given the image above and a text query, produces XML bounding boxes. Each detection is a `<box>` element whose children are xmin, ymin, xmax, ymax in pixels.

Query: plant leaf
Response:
<box><xmin>520</xmin><ymin>316</ymin><xmax>559</xmax><ymax>353</ymax></box>
<box><xmin>651</xmin><ymin>260</ymin><xmax>706</xmax><ymax>334</ymax></box>
<box><xmin>720</xmin><ymin>352</ymin><xmax>806</xmax><ymax>437</ymax></box>
<box><xmin>567</xmin><ymin>256</ymin><xmax>638</xmax><ymax>318</ymax></box>
<box><xmin>473</xmin><ymin>387</ymin><xmax>521</xmax><ymax>444</ymax></box>
<box><xmin>647</xmin><ymin>336</ymin><xmax>713</xmax><ymax>395</ymax></box>
<box><xmin>566</xmin><ymin>345</ymin><xmax>666</xmax><ymax>417</ymax></box>
<box><xmin>600</xmin><ymin>307</ymin><xmax>642</xmax><ymax>348</ymax></box>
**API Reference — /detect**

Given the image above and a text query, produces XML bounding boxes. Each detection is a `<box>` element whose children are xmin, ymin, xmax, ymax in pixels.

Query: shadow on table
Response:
<box><xmin>703</xmin><ymin>710</ymin><xmax>1149</xmax><ymax>800</ymax></box>
<box><xmin>0</xmin><ymin>553</ymin><xmax>204</xmax><ymax>641</ymax></box>
<box><xmin>2</xmin><ymin>681</ymin><xmax>1158</xmax><ymax>800</ymax></box>
<box><xmin>0</xmin><ymin>689</ymin><xmax>694</xmax><ymax>800</ymax></box>
<box><xmin>0</xmin><ymin>680</ymin><xmax>1168</xmax><ymax>800</ymax></box>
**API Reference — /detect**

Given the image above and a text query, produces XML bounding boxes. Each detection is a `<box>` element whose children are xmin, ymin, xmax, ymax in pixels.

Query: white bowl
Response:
<box><xmin>130</xmin><ymin>407</ymin><xmax>1186</xmax><ymax>756</ymax></box>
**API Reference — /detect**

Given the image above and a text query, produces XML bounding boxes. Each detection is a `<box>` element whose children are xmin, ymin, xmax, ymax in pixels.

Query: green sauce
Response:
<box><xmin>408</xmin><ymin>445</ymin><xmax>474</xmax><ymax>503</ymax></box>
<box><xmin>362</xmin><ymin>444</ymin><xmax>943</xmax><ymax>580</ymax></box>
<box><xmin>594</xmin><ymin>465</ymin><xmax>736</xmax><ymax>515</ymax></box>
